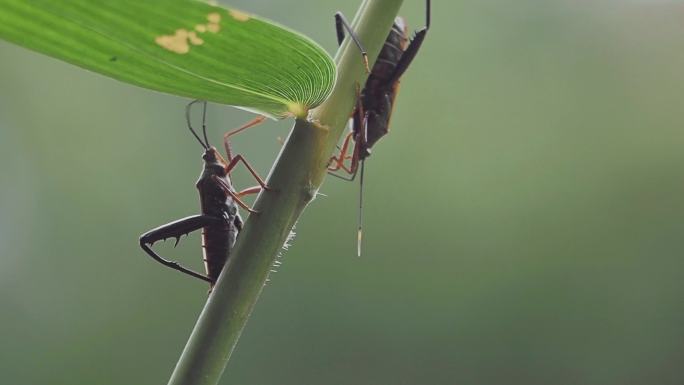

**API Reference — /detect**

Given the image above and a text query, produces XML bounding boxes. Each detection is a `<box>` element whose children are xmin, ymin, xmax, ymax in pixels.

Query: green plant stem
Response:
<box><xmin>167</xmin><ymin>1</ymin><xmax>404</xmax><ymax>384</ymax></box>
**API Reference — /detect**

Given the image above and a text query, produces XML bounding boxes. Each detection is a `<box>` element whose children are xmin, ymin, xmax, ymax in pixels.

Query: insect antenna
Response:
<box><xmin>186</xmin><ymin>99</ymin><xmax>209</xmax><ymax>150</ymax></box>
<box><xmin>426</xmin><ymin>0</ymin><xmax>431</xmax><ymax>30</ymax></box>
<box><xmin>357</xmin><ymin>159</ymin><xmax>365</xmax><ymax>257</ymax></box>
<box><xmin>200</xmin><ymin>100</ymin><xmax>210</xmax><ymax>147</ymax></box>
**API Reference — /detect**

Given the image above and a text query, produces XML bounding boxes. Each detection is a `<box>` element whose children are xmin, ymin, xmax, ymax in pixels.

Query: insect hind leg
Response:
<box><xmin>388</xmin><ymin>0</ymin><xmax>431</xmax><ymax>84</ymax></box>
<box><xmin>334</xmin><ymin>12</ymin><xmax>370</xmax><ymax>73</ymax></box>
<box><xmin>139</xmin><ymin>215</ymin><xmax>223</xmax><ymax>283</ymax></box>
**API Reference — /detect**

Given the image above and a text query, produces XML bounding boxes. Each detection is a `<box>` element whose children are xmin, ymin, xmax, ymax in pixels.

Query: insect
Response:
<box><xmin>328</xmin><ymin>0</ymin><xmax>431</xmax><ymax>255</ymax></box>
<box><xmin>139</xmin><ymin>100</ymin><xmax>271</xmax><ymax>287</ymax></box>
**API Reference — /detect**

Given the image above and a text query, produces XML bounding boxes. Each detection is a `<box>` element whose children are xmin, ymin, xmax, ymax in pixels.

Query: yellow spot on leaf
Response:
<box><xmin>205</xmin><ymin>13</ymin><xmax>221</xmax><ymax>33</ymax></box>
<box><xmin>188</xmin><ymin>31</ymin><xmax>204</xmax><ymax>45</ymax></box>
<box><xmin>155</xmin><ymin>29</ymin><xmax>191</xmax><ymax>54</ymax></box>
<box><xmin>229</xmin><ymin>9</ymin><xmax>250</xmax><ymax>22</ymax></box>
<box><xmin>155</xmin><ymin>12</ymin><xmax>221</xmax><ymax>54</ymax></box>
<box><xmin>207</xmin><ymin>12</ymin><xmax>221</xmax><ymax>24</ymax></box>
<box><xmin>207</xmin><ymin>23</ymin><xmax>220</xmax><ymax>33</ymax></box>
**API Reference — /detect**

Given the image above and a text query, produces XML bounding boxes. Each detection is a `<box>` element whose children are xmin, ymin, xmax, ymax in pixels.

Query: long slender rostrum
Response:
<box><xmin>167</xmin><ymin>1</ymin><xmax>404</xmax><ymax>384</ymax></box>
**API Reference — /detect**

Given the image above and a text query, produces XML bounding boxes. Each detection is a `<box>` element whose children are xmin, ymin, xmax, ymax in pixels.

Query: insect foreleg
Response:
<box><xmin>328</xmin><ymin>132</ymin><xmax>355</xmax><ymax>172</ymax></box>
<box><xmin>222</xmin><ymin>116</ymin><xmax>267</xmax><ymax>162</ymax></box>
<box><xmin>224</xmin><ymin>154</ymin><xmax>272</xmax><ymax>191</ymax></box>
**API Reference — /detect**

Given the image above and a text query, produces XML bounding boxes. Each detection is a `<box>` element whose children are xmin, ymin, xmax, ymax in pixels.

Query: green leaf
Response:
<box><xmin>0</xmin><ymin>0</ymin><xmax>336</xmax><ymax>118</ymax></box>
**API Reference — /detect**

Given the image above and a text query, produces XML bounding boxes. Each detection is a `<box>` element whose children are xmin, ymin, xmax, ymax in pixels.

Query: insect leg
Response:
<box><xmin>329</xmin><ymin>115</ymin><xmax>364</xmax><ymax>180</ymax></box>
<box><xmin>212</xmin><ymin>175</ymin><xmax>259</xmax><ymax>214</ymax></box>
<box><xmin>334</xmin><ymin>12</ymin><xmax>370</xmax><ymax>73</ymax></box>
<box><xmin>388</xmin><ymin>0</ymin><xmax>431</xmax><ymax>85</ymax></box>
<box><xmin>328</xmin><ymin>131</ymin><xmax>355</xmax><ymax>172</ymax></box>
<box><xmin>328</xmin><ymin>164</ymin><xmax>359</xmax><ymax>182</ymax></box>
<box><xmin>224</xmin><ymin>154</ymin><xmax>272</xmax><ymax>191</ymax></box>
<box><xmin>140</xmin><ymin>215</ymin><xmax>222</xmax><ymax>283</ymax></box>
<box><xmin>328</xmin><ymin>83</ymin><xmax>364</xmax><ymax>176</ymax></box>
<box><xmin>236</xmin><ymin>186</ymin><xmax>262</xmax><ymax>198</ymax></box>
<box><xmin>334</xmin><ymin>12</ymin><xmax>346</xmax><ymax>45</ymax></box>
<box><xmin>222</xmin><ymin>115</ymin><xmax>267</xmax><ymax>163</ymax></box>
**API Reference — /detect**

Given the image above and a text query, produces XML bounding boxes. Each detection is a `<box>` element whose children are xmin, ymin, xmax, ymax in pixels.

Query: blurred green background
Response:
<box><xmin>1</xmin><ymin>0</ymin><xmax>683</xmax><ymax>384</ymax></box>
